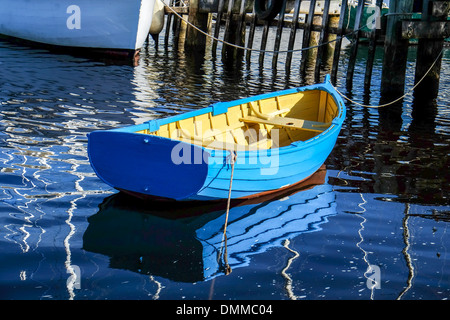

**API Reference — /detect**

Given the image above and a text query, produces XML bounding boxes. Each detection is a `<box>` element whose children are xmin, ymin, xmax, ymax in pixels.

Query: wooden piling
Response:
<box><xmin>285</xmin><ymin>0</ymin><xmax>303</xmax><ymax>73</ymax></box>
<box><xmin>259</xmin><ymin>19</ymin><xmax>271</xmax><ymax>65</ymax></box>
<box><xmin>331</xmin><ymin>0</ymin><xmax>349</xmax><ymax>84</ymax></box>
<box><xmin>222</xmin><ymin>0</ymin><xmax>247</xmax><ymax>60</ymax></box>
<box><xmin>300</xmin><ymin>0</ymin><xmax>317</xmax><ymax>76</ymax></box>
<box><xmin>246</xmin><ymin>6</ymin><xmax>258</xmax><ymax>63</ymax></box>
<box><xmin>235</xmin><ymin>0</ymin><xmax>248</xmax><ymax>48</ymax></box>
<box><xmin>212</xmin><ymin>0</ymin><xmax>226</xmax><ymax>54</ymax></box>
<box><xmin>222</xmin><ymin>0</ymin><xmax>236</xmax><ymax>46</ymax></box>
<box><xmin>380</xmin><ymin>0</ymin><xmax>415</xmax><ymax>98</ymax></box>
<box><xmin>164</xmin><ymin>0</ymin><xmax>175</xmax><ymax>47</ymax></box>
<box><xmin>314</xmin><ymin>0</ymin><xmax>332</xmax><ymax>81</ymax></box>
<box><xmin>345</xmin><ymin>0</ymin><xmax>365</xmax><ymax>88</ymax></box>
<box><xmin>326</xmin><ymin>16</ymin><xmax>340</xmax><ymax>69</ymax></box>
<box><xmin>413</xmin><ymin>0</ymin><xmax>449</xmax><ymax>100</ymax></box>
<box><xmin>364</xmin><ymin>0</ymin><xmax>383</xmax><ymax>90</ymax></box>
<box><xmin>272</xmin><ymin>0</ymin><xmax>288</xmax><ymax>69</ymax></box>
<box><xmin>185</xmin><ymin>0</ymin><xmax>210</xmax><ymax>51</ymax></box>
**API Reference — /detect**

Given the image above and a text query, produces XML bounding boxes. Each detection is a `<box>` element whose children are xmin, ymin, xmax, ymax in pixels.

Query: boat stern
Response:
<box><xmin>88</xmin><ymin>130</ymin><xmax>210</xmax><ymax>200</ymax></box>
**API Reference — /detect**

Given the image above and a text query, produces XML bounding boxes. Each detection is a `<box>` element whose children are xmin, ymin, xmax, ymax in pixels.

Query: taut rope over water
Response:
<box><xmin>332</xmin><ymin>48</ymin><xmax>444</xmax><ymax>108</ymax></box>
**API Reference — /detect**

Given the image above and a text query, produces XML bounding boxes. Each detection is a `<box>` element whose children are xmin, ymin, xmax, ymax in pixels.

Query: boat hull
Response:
<box><xmin>88</xmin><ymin>76</ymin><xmax>346</xmax><ymax>201</ymax></box>
<box><xmin>88</xmin><ymin>132</ymin><xmax>210</xmax><ymax>201</ymax></box>
<box><xmin>0</xmin><ymin>0</ymin><xmax>155</xmax><ymax>51</ymax></box>
<box><xmin>196</xmin><ymin>125</ymin><xmax>340</xmax><ymax>200</ymax></box>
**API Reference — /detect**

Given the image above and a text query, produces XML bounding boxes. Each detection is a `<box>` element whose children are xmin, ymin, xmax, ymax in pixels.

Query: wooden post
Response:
<box><xmin>212</xmin><ymin>0</ymin><xmax>226</xmax><ymax>55</ymax></box>
<box><xmin>185</xmin><ymin>0</ymin><xmax>210</xmax><ymax>52</ymax></box>
<box><xmin>235</xmin><ymin>0</ymin><xmax>247</xmax><ymax>48</ymax></box>
<box><xmin>306</xmin><ymin>15</ymin><xmax>322</xmax><ymax>80</ymax></box>
<box><xmin>413</xmin><ymin>0</ymin><xmax>449</xmax><ymax>101</ymax></box>
<box><xmin>164</xmin><ymin>0</ymin><xmax>175</xmax><ymax>47</ymax></box>
<box><xmin>364</xmin><ymin>0</ymin><xmax>383</xmax><ymax>90</ymax></box>
<box><xmin>222</xmin><ymin>0</ymin><xmax>247</xmax><ymax>60</ymax></box>
<box><xmin>172</xmin><ymin>1</ymin><xmax>184</xmax><ymax>47</ymax></box>
<box><xmin>246</xmin><ymin>5</ymin><xmax>258</xmax><ymax>63</ymax></box>
<box><xmin>314</xmin><ymin>0</ymin><xmax>331</xmax><ymax>81</ymax></box>
<box><xmin>380</xmin><ymin>0</ymin><xmax>415</xmax><ymax>98</ymax></box>
<box><xmin>300</xmin><ymin>0</ymin><xmax>317</xmax><ymax>76</ymax></box>
<box><xmin>345</xmin><ymin>0</ymin><xmax>365</xmax><ymax>88</ymax></box>
<box><xmin>259</xmin><ymin>19</ymin><xmax>271</xmax><ymax>65</ymax></box>
<box><xmin>331</xmin><ymin>0</ymin><xmax>349</xmax><ymax>84</ymax></box>
<box><xmin>222</xmin><ymin>0</ymin><xmax>236</xmax><ymax>46</ymax></box>
<box><xmin>286</xmin><ymin>0</ymin><xmax>303</xmax><ymax>73</ymax></box>
<box><xmin>272</xmin><ymin>0</ymin><xmax>288</xmax><ymax>69</ymax></box>
<box><xmin>325</xmin><ymin>16</ymin><xmax>340</xmax><ymax>69</ymax></box>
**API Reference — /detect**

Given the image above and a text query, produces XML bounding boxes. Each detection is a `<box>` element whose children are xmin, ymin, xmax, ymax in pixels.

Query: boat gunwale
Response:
<box><xmin>102</xmin><ymin>76</ymin><xmax>346</xmax><ymax>157</ymax></box>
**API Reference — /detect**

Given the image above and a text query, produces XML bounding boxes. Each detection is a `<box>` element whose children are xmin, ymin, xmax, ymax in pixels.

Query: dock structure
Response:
<box><xmin>157</xmin><ymin>0</ymin><xmax>449</xmax><ymax>102</ymax></box>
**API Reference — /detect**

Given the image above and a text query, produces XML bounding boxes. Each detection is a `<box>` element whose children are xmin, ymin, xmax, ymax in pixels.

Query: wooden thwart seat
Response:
<box><xmin>241</xmin><ymin>100</ymin><xmax>331</xmax><ymax>133</ymax></box>
<box><xmin>240</xmin><ymin>116</ymin><xmax>330</xmax><ymax>133</ymax></box>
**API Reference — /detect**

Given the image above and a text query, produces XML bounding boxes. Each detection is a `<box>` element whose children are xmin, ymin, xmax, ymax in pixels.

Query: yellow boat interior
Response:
<box><xmin>140</xmin><ymin>89</ymin><xmax>339</xmax><ymax>150</ymax></box>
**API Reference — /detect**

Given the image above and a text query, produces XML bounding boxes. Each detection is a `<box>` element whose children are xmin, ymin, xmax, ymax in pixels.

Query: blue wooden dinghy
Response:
<box><xmin>88</xmin><ymin>75</ymin><xmax>346</xmax><ymax>201</ymax></box>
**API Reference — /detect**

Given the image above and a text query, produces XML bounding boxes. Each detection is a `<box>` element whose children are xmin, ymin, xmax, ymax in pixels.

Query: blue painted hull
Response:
<box><xmin>88</xmin><ymin>76</ymin><xmax>346</xmax><ymax>201</ymax></box>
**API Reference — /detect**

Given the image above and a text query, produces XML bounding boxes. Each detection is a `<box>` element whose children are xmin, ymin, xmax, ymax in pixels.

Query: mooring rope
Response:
<box><xmin>332</xmin><ymin>48</ymin><xmax>444</xmax><ymax>108</ymax></box>
<box><xmin>161</xmin><ymin>0</ymin><xmax>363</xmax><ymax>54</ymax></box>
<box><xmin>221</xmin><ymin>150</ymin><xmax>237</xmax><ymax>275</ymax></box>
<box><xmin>223</xmin><ymin>150</ymin><xmax>237</xmax><ymax>237</ymax></box>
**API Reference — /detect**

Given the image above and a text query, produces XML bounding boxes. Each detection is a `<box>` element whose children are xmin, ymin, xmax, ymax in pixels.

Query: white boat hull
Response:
<box><xmin>0</xmin><ymin>0</ymin><xmax>155</xmax><ymax>51</ymax></box>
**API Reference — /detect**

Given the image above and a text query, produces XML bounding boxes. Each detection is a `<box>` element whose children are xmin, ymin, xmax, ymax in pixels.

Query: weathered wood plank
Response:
<box><xmin>164</xmin><ymin>6</ymin><xmax>189</xmax><ymax>14</ymax></box>
<box><xmin>240</xmin><ymin>116</ymin><xmax>329</xmax><ymax>133</ymax></box>
<box><xmin>401</xmin><ymin>21</ymin><xmax>450</xmax><ymax>39</ymax></box>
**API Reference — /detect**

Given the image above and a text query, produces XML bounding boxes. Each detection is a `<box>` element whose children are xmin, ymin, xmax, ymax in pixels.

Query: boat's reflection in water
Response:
<box><xmin>83</xmin><ymin>166</ymin><xmax>336</xmax><ymax>283</ymax></box>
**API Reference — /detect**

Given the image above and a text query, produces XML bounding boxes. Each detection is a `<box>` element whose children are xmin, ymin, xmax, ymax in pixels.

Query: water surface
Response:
<box><xmin>0</xmin><ymin>28</ymin><xmax>449</xmax><ymax>300</ymax></box>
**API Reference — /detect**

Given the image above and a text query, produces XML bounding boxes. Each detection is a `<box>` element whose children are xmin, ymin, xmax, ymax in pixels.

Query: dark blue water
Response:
<box><xmin>0</xmin><ymin>27</ymin><xmax>449</xmax><ymax>300</ymax></box>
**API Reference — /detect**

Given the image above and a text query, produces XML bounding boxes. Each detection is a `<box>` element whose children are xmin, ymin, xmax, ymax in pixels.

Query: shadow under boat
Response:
<box><xmin>83</xmin><ymin>165</ymin><xmax>337</xmax><ymax>283</ymax></box>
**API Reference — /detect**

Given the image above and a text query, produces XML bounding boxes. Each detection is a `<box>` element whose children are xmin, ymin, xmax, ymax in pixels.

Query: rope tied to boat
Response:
<box><xmin>332</xmin><ymin>48</ymin><xmax>444</xmax><ymax>108</ymax></box>
<box><xmin>221</xmin><ymin>150</ymin><xmax>237</xmax><ymax>275</ymax></box>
